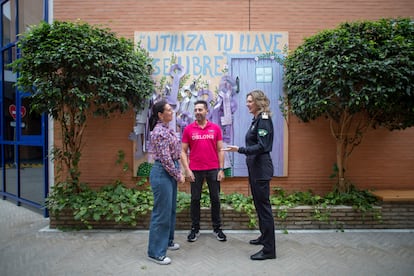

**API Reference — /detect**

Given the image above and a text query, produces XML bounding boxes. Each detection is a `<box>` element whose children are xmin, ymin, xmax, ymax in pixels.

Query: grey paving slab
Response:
<box><xmin>1</xmin><ymin>199</ymin><xmax>414</xmax><ymax>276</ymax></box>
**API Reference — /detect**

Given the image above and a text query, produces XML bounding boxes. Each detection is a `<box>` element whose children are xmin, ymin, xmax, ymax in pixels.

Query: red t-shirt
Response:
<box><xmin>182</xmin><ymin>121</ymin><xmax>222</xmax><ymax>171</ymax></box>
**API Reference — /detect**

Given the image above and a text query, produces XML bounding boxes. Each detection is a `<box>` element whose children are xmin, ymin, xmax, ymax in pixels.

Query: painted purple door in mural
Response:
<box><xmin>230</xmin><ymin>57</ymin><xmax>284</xmax><ymax>176</ymax></box>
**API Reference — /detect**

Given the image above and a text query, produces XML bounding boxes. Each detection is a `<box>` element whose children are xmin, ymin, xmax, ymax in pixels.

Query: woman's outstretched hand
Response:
<box><xmin>222</xmin><ymin>145</ymin><xmax>239</xmax><ymax>152</ymax></box>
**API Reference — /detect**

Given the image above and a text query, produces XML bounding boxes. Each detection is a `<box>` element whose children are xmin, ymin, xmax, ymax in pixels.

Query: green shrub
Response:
<box><xmin>137</xmin><ymin>162</ymin><xmax>153</xmax><ymax>177</ymax></box>
<box><xmin>46</xmin><ymin>182</ymin><xmax>379</xmax><ymax>230</ymax></box>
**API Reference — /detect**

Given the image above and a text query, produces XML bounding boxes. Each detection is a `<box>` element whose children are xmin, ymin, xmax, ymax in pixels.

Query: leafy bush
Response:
<box><xmin>47</xmin><ymin>182</ymin><xmax>379</xmax><ymax>230</ymax></box>
<box><xmin>137</xmin><ymin>162</ymin><xmax>153</xmax><ymax>177</ymax></box>
<box><xmin>10</xmin><ymin>21</ymin><xmax>154</xmax><ymax>192</ymax></box>
<box><xmin>46</xmin><ymin>178</ymin><xmax>152</xmax><ymax>228</ymax></box>
<box><xmin>283</xmin><ymin>18</ymin><xmax>414</xmax><ymax>192</ymax></box>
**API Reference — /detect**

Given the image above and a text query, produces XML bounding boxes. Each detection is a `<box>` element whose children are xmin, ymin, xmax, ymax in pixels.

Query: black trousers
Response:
<box><xmin>247</xmin><ymin>154</ymin><xmax>276</xmax><ymax>256</ymax></box>
<box><xmin>190</xmin><ymin>169</ymin><xmax>222</xmax><ymax>230</ymax></box>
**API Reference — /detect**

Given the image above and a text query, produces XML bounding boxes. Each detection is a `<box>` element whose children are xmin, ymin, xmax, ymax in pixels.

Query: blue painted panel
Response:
<box><xmin>230</xmin><ymin>57</ymin><xmax>284</xmax><ymax>176</ymax></box>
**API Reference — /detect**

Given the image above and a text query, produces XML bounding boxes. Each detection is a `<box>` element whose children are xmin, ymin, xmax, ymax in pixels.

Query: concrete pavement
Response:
<box><xmin>1</xmin><ymin>199</ymin><xmax>414</xmax><ymax>276</ymax></box>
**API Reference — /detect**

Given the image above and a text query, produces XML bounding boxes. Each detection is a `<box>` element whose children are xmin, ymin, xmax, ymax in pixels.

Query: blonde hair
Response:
<box><xmin>247</xmin><ymin>89</ymin><xmax>272</xmax><ymax>116</ymax></box>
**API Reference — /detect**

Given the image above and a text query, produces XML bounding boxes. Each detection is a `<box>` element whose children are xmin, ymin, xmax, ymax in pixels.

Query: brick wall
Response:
<box><xmin>49</xmin><ymin>202</ymin><xmax>414</xmax><ymax>230</ymax></box>
<box><xmin>53</xmin><ymin>0</ymin><xmax>414</xmax><ymax>194</ymax></box>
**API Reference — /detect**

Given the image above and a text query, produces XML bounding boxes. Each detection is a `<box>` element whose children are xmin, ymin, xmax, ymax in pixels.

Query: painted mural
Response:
<box><xmin>132</xmin><ymin>31</ymin><xmax>289</xmax><ymax>177</ymax></box>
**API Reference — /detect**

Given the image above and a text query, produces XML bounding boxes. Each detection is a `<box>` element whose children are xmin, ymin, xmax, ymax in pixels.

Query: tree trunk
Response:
<box><xmin>336</xmin><ymin>139</ymin><xmax>347</xmax><ymax>192</ymax></box>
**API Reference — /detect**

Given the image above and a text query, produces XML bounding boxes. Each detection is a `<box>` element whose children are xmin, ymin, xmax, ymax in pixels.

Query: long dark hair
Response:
<box><xmin>149</xmin><ymin>99</ymin><xmax>167</xmax><ymax>131</ymax></box>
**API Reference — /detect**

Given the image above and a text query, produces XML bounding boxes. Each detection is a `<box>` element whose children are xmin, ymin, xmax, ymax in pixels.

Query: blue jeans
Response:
<box><xmin>147</xmin><ymin>161</ymin><xmax>178</xmax><ymax>258</ymax></box>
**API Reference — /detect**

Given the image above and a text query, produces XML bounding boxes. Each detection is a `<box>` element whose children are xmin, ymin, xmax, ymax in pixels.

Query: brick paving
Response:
<box><xmin>1</xmin><ymin>199</ymin><xmax>414</xmax><ymax>276</ymax></box>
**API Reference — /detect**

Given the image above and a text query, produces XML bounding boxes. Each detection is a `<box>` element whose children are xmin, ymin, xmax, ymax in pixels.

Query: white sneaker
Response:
<box><xmin>168</xmin><ymin>243</ymin><xmax>180</xmax><ymax>250</ymax></box>
<box><xmin>148</xmin><ymin>255</ymin><xmax>171</xmax><ymax>265</ymax></box>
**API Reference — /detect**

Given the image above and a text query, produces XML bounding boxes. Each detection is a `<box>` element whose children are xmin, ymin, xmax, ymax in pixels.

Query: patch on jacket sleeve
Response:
<box><xmin>258</xmin><ymin>129</ymin><xmax>268</xmax><ymax>137</ymax></box>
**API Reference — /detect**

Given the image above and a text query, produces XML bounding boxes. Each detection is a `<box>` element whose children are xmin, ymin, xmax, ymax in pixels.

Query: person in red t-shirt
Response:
<box><xmin>181</xmin><ymin>100</ymin><xmax>227</xmax><ymax>242</ymax></box>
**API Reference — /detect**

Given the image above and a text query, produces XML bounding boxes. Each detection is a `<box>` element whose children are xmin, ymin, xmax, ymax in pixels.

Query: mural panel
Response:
<box><xmin>133</xmin><ymin>31</ymin><xmax>288</xmax><ymax>176</ymax></box>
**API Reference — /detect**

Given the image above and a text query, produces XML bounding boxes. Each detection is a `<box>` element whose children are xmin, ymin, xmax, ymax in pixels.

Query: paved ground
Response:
<box><xmin>1</xmin><ymin>199</ymin><xmax>414</xmax><ymax>276</ymax></box>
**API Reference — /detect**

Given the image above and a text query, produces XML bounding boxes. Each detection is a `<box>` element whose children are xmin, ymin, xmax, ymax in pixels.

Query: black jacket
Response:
<box><xmin>238</xmin><ymin>112</ymin><xmax>274</xmax><ymax>156</ymax></box>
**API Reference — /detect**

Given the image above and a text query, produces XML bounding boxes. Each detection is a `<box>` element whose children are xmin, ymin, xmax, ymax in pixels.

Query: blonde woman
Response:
<box><xmin>224</xmin><ymin>89</ymin><xmax>276</xmax><ymax>260</ymax></box>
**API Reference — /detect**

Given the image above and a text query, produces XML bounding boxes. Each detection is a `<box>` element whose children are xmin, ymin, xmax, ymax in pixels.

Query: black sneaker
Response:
<box><xmin>213</xmin><ymin>229</ymin><xmax>227</xmax><ymax>241</ymax></box>
<box><xmin>187</xmin><ymin>228</ymin><xmax>200</xmax><ymax>242</ymax></box>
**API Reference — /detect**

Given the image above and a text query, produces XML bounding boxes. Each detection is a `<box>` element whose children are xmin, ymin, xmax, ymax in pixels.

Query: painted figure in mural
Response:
<box><xmin>129</xmin><ymin>99</ymin><xmax>150</xmax><ymax>160</ymax></box>
<box><xmin>177</xmin><ymin>83</ymin><xmax>198</xmax><ymax>135</ymax></box>
<box><xmin>210</xmin><ymin>75</ymin><xmax>238</xmax><ymax>170</ymax></box>
<box><xmin>147</xmin><ymin>99</ymin><xmax>185</xmax><ymax>265</ymax></box>
<box><xmin>180</xmin><ymin>100</ymin><xmax>227</xmax><ymax>243</ymax></box>
<box><xmin>223</xmin><ymin>89</ymin><xmax>276</xmax><ymax>260</ymax></box>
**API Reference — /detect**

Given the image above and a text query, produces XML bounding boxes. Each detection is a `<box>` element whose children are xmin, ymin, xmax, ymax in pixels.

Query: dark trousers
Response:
<box><xmin>247</xmin><ymin>155</ymin><xmax>276</xmax><ymax>256</ymax></box>
<box><xmin>190</xmin><ymin>169</ymin><xmax>222</xmax><ymax>230</ymax></box>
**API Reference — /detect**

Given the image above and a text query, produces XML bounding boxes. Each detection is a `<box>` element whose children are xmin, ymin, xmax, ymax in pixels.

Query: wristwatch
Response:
<box><xmin>219</xmin><ymin>168</ymin><xmax>225</xmax><ymax>171</ymax></box>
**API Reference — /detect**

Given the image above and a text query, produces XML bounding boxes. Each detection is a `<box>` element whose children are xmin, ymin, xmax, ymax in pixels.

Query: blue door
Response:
<box><xmin>0</xmin><ymin>0</ymin><xmax>49</xmax><ymax>216</ymax></box>
<box><xmin>230</xmin><ymin>57</ymin><xmax>285</xmax><ymax>176</ymax></box>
